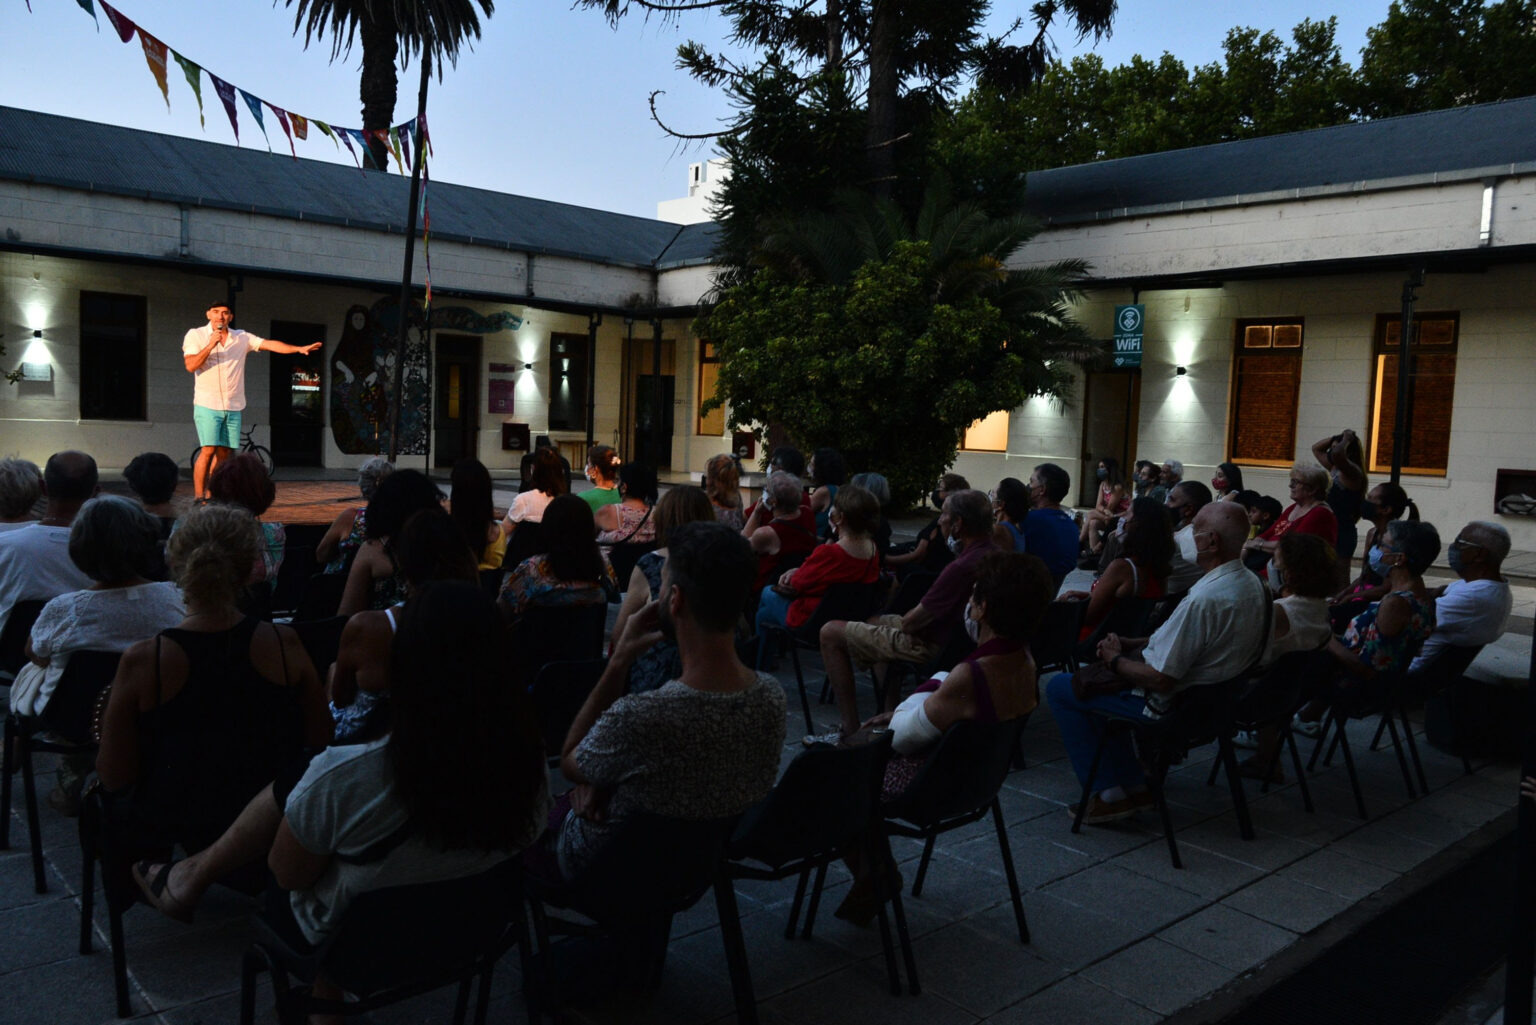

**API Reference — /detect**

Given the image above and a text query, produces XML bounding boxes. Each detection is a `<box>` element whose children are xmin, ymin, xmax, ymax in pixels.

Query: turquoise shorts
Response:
<box><xmin>193</xmin><ymin>405</ymin><xmax>241</xmax><ymax>449</ymax></box>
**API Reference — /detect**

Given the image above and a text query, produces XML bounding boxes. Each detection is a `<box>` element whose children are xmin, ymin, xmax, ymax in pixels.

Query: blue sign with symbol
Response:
<box><xmin>1113</xmin><ymin>304</ymin><xmax>1144</xmax><ymax>368</ymax></box>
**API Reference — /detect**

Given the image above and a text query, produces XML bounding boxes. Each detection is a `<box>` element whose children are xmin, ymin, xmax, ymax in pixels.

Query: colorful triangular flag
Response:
<box><xmin>172</xmin><ymin>52</ymin><xmax>204</xmax><ymax>127</ymax></box>
<box><xmin>336</xmin><ymin>128</ymin><xmax>362</xmax><ymax>169</ymax></box>
<box><xmin>387</xmin><ymin>127</ymin><xmax>404</xmax><ymax>173</ymax></box>
<box><xmin>75</xmin><ymin>0</ymin><xmax>99</xmax><ymax>26</ymax></box>
<box><xmin>270</xmin><ymin>104</ymin><xmax>297</xmax><ymax>159</ymax></box>
<box><xmin>99</xmin><ymin>0</ymin><xmax>135</xmax><ymax>42</ymax></box>
<box><xmin>138</xmin><ymin>31</ymin><xmax>171</xmax><ymax>110</ymax></box>
<box><xmin>239</xmin><ymin>89</ymin><xmax>270</xmax><ymax>149</ymax></box>
<box><xmin>289</xmin><ymin>113</ymin><xmax>309</xmax><ymax>141</ymax></box>
<box><xmin>209</xmin><ymin>73</ymin><xmax>239</xmax><ymax>143</ymax></box>
<box><xmin>312</xmin><ymin>119</ymin><xmax>340</xmax><ymax>150</ymax></box>
<box><xmin>398</xmin><ymin>123</ymin><xmax>411</xmax><ymax>173</ymax></box>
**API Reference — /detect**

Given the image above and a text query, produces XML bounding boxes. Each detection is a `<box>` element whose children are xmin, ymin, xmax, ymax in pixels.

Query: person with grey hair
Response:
<box><xmin>11</xmin><ymin>495</ymin><xmax>185</xmax><ymax>813</ymax></box>
<box><xmin>1410</xmin><ymin>520</ymin><xmax>1513</xmax><ymax>673</ymax></box>
<box><xmin>810</xmin><ymin>489</ymin><xmax>999</xmax><ymax>744</ymax></box>
<box><xmin>850</xmin><ymin>471</ymin><xmax>894</xmax><ymax>555</ymax></box>
<box><xmin>0</xmin><ymin>458</ymin><xmax>42</xmax><ymax>531</ymax></box>
<box><xmin>0</xmin><ymin>451</ymin><xmax>98</xmax><ymax>638</ymax></box>
<box><xmin>744</xmin><ymin>470</ymin><xmax>817</xmax><ymax>591</ymax></box>
<box><xmin>1045</xmin><ymin>502</ymin><xmax>1267</xmax><ymax>824</ymax></box>
<box><xmin>316</xmin><ymin>457</ymin><xmax>394</xmax><ymax>574</ymax></box>
<box><xmin>1159</xmin><ymin>459</ymin><xmax>1184</xmax><ymax>488</ymax></box>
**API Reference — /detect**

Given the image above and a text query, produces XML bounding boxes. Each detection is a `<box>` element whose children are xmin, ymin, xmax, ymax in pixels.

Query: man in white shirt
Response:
<box><xmin>1045</xmin><ymin>502</ymin><xmax>1267</xmax><ymax>824</ymax></box>
<box><xmin>0</xmin><ymin>451</ymin><xmax>98</xmax><ymax>640</ymax></box>
<box><xmin>1410</xmin><ymin>521</ymin><xmax>1513</xmax><ymax>673</ymax></box>
<box><xmin>184</xmin><ymin>303</ymin><xmax>320</xmax><ymax>499</ymax></box>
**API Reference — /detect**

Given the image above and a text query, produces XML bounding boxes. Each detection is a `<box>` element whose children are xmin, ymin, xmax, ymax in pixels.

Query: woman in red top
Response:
<box><xmin>1061</xmin><ymin>497</ymin><xmax>1173</xmax><ymax>641</ymax></box>
<box><xmin>745</xmin><ymin>471</ymin><xmax>819</xmax><ymax>591</ymax></box>
<box><xmin>1244</xmin><ymin>462</ymin><xmax>1338</xmax><ymax>568</ymax></box>
<box><xmin>753</xmin><ymin>484</ymin><xmax>882</xmax><ymax>646</ymax></box>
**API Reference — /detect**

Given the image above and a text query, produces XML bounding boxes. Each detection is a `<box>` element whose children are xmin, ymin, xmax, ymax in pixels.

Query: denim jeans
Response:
<box><xmin>1044</xmin><ymin>671</ymin><xmax>1148</xmax><ymax>793</ymax></box>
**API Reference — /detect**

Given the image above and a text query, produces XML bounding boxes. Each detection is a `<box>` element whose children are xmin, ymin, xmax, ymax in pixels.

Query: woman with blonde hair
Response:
<box><xmin>705</xmin><ymin>453</ymin><xmax>744</xmax><ymax>530</ymax></box>
<box><xmin>1243</xmin><ymin>461</ymin><xmax>1338</xmax><ymax>569</ymax></box>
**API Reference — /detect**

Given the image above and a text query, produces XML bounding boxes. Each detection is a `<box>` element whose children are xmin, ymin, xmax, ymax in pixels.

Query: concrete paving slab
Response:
<box><xmin>1079</xmin><ymin>935</ymin><xmax>1232</xmax><ymax>1016</ymax></box>
<box><xmin>983</xmin><ymin>974</ymin><xmax>1162</xmax><ymax>1025</ymax></box>
<box><xmin>972</xmin><ymin>891</ymin><xmax>1149</xmax><ymax>971</ymax></box>
<box><xmin>1220</xmin><ymin>874</ymin><xmax>1355</xmax><ymax>934</ymax></box>
<box><xmin>1157</xmin><ymin>903</ymin><xmax>1299</xmax><ymax>972</ymax></box>
<box><xmin>904</xmin><ymin>920</ymin><xmax>1063</xmax><ymax>1016</ymax></box>
<box><xmin>759</xmin><ymin>958</ymin><xmax>978</xmax><ymax>1025</ymax></box>
<box><xmin>1274</xmin><ymin>847</ymin><xmax>1402</xmax><ymax>901</ymax></box>
<box><xmin>1108</xmin><ymin>837</ymin><xmax>1269</xmax><ymax>900</ymax></box>
<box><xmin>1037</xmin><ymin>863</ymin><xmax>1208</xmax><ymax>933</ymax></box>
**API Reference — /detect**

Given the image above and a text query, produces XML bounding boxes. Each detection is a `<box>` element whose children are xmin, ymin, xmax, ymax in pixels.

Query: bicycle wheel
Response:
<box><xmin>248</xmin><ymin>443</ymin><xmax>276</xmax><ymax>479</ymax></box>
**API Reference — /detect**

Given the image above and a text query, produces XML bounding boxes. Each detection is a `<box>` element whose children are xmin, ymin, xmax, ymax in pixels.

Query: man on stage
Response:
<box><xmin>184</xmin><ymin>303</ymin><xmax>321</xmax><ymax>499</ymax></box>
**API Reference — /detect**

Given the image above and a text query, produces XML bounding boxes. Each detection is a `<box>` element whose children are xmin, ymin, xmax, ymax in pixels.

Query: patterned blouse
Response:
<box><xmin>500</xmin><ymin>554</ymin><xmax>615</xmax><ymax>616</ymax></box>
<box><xmin>1343</xmin><ymin>589</ymin><xmax>1435</xmax><ymax>675</ymax></box>
<box><xmin>323</xmin><ymin>508</ymin><xmax>367</xmax><ymax>575</ymax></box>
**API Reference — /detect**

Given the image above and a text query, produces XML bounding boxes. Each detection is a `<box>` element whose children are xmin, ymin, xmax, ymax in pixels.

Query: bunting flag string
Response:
<box><xmin>39</xmin><ymin>0</ymin><xmax>433</xmax><ymax>177</ymax></box>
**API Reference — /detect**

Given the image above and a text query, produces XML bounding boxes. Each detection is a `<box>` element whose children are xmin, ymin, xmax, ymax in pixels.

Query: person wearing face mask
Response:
<box><xmin>1409</xmin><ymin>521</ymin><xmax>1512</xmax><ymax>674</ymax></box>
<box><xmin>887</xmin><ymin>474</ymin><xmax>966</xmax><ymax>579</ymax></box>
<box><xmin>579</xmin><ymin>445</ymin><xmax>623</xmax><ymax>512</ymax></box>
<box><xmin>1022</xmin><ymin>463</ymin><xmax>1080</xmax><ymax>589</ymax></box>
<box><xmin>1159</xmin><ymin>460</ymin><xmax>1184</xmax><ymax>490</ymax></box>
<box><xmin>991</xmin><ymin>477</ymin><xmax>1032</xmax><ymax>553</ymax></box>
<box><xmin>1079</xmin><ymin>457</ymin><xmax>1130</xmax><ymax>557</ymax></box>
<box><xmin>1059</xmin><ymin>497</ymin><xmax>1173</xmax><ymax>644</ymax></box>
<box><xmin>1045</xmin><ymin>502</ymin><xmax>1268</xmax><ymax>824</ymax></box>
<box><xmin>1211</xmin><ymin>462</ymin><xmax>1244</xmax><ymax>502</ymax></box>
<box><xmin>1331</xmin><ymin>482</ymin><xmax>1418</xmax><ymax>604</ymax></box>
<box><xmin>1133</xmin><ymin>460</ymin><xmax>1168</xmax><ymax>505</ymax></box>
<box><xmin>830</xmin><ymin>552</ymin><xmax>1051</xmax><ymax>924</ymax></box>
<box><xmin>1164</xmin><ymin>481</ymin><xmax>1213</xmax><ymax>594</ymax></box>
<box><xmin>1243</xmin><ymin>462</ymin><xmax>1338</xmax><ymax>575</ymax></box>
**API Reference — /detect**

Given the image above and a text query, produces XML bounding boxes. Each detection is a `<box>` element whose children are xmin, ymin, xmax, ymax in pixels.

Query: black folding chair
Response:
<box><xmin>0</xmin><ymin>599</ymin><xmax>47</xmax><ymax>681</ymax></box>
<box><xmin>884</xmin><ymin>572</ymin><xmax>937</xmax><ymax>617</ymax></box>
<box><xmin>1308</xmin><ymin>663</ymin><xmax>1426</xmax><ymax>819</ymax></box>
<box><xmin>288</xmin><ymin>616</ymin><xmax>349</xmax><ymax>682</ymax></box>
<box><xmin>1073</xmin><ymin>681</ymin><xmax>1254</xmax><ymax>868</ymax></box>
<box><xmin>529</xmin><ymin>658</ymin><xmax>605</xmax><ymax>766</ymax></box>
<box><xmin>1</xmin><ymin>649</ymin><xmax>121</xmax><ymax>893</ymax></box>
<box><xmin>500</xmin><ymin>522</ymin><xmax>548</xmax><ymax>572</ymax></box>
<box><xmin>726</xmin><ymin>733</ymin><xmax>917</xmax><ymax>995</ymax></box>
<box><xmin>1404</xmin><ymin>643</ymin><xmax>1485</xmax><ymax>774</ymax></box>
<box><xmin>524</xmin><ymin>813</ymin><xmax>754</xmax><ymax>1023</ymax></box>
<box><xmin>608</xmin><ymin>541</ymin><xmax>659</xmax><ymax>593</ymax></box>
<box><xmin>1210</xmin><ymin>648</ymin><xmax>1333</xmax><ymax>812</ymax></box>
<box><xmin>241</xmin><ymin>859</ymin><xmax>533</xmax><ymax>1025</ymax></box>
<box><xmin>508</xmin><ymin>604</ymin><xmax>608</xmax><ymax>688</ymax></box>
<box><xmin>1075</xmin><ymin>595</ymin><xmax>1161</xmax><ymax>664</ymax></box>
<box><xmin>759</xmin><ymin>580</ymin><xmax>887</xmax><ymax>734</ymax></box>
<box><xmin>294</xmin><ymin>571</ymin><xmax>348</xmax><ymax>622</ymax></box>
<box><xmin>1029</xmin><ymin>600</ymin><xmax>1087</xmax><ymax>676</ymax></box>
<box><xmin>853</xmin><ymin>718</ymin><xmax>1031</xmax><ymax>959</ymax></box>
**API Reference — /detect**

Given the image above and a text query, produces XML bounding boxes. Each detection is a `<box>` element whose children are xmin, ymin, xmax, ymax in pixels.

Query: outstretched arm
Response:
<box><xmin>260</xmin><ymin>340</ymin><xmax>322</xmax><ymax>356</ymax></box>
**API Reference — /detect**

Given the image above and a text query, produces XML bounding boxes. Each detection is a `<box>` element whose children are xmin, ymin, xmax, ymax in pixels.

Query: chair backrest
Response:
<box><xmin>1161</xmin><ymin>679</ymin><xmax>1242</xmax><ymax>748</ymax></box>
<box><xmin>530</xmin><ymin>658</ymin><xmax>606</xmax><ymax>759</ymax></box>
<box><xmin>608</xmin><ymin>541</ymin><xmax>659</xmax><ymax>592</ymax></box>
<box><xmin>0</xmin><ymin>599</ymin><xmax>49</xmax><ymax>677</ymax></box>
<box><xmin>295</xmin><ymin>571</ymin><xmax>348</xmax><ymax>622</ymax></box>
<box><xmin>1234</xmin><ymin>648</ymin><xmax>1332</xmax><ymax>726</ymax></box>
<box><xmin>729</xmin><ymin>733</ymin><xmax>893</xmax><ymax>869</ymax></box>
<box><xmin>555</xmin><ymin>813</ymin><xmax>737</xmax><ymax>923</ymax></box>
<box><xmin>1406</xmin><ymin>643</ymin><xmax>1484</xmax><ymax>695</ymax></box>
<box><xmin>501</xmin><ymin>522</ymin><xmax>549</xmax><ymax>572</ymax></box>
<box><xmin>885</xmin><ymin>572</ymin><xmax>937</xmax><ymax>616</ymax></box>
<box><xmin>290</xmin><ymin>615</ymin><xmax>351</xmax><ymax>681</ymax></box>
<box><xmin>478</xmin><ymin>568</ymin><xmax>504</xmax><ymax>601</ymax></box>
<box><xmin>318</xmin><ymin>858</ymin><xmax>523</xmax><ymax>997</ymax></box>
<box><xmin>1080</xmin><ymin>595</ymin><xmax>1161</xmax><ymax>653</ymax></box>
<box><xmin>510</xmin><ymin>604</ymin><xmax>608</xmax><ymax>685</ymax></box>
<box><xmin>882</xmin><ymin>717</ymin><xmax>1027</xmax><ymax>828</ymax></box>
<box><xmin>794</xmin><ymin>580</ymin><xmax>887</xmax><ymax>639</ymax></box>
<box><xmin>1030</xmin><ymin>600</ymin><xmax>1087</xmax><ymax>673</ymax></box>
<box><xmin>36</xmin><ymin>649</ymin><xmax>122</xmax><ymax>742</ymax></box>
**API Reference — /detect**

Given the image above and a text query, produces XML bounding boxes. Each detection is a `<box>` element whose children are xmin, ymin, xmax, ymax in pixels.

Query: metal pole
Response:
<box><xmin>1507</xmin><ymin>623</ymin><xmax>1536</xmax><ymax>1022</ymax></box>
<box><xmin>586</xmin><ymin>313</ymin><xmax>600</xmax><ymax>450</ymax></box>
<box><xmin>650</xmin><ymin>317</ymin><xmax>663</xmax><ymax>467</ymax></box>
<box><xmin>1389</xmin><ymin>267</ymin><xmax>1424</xmax><ymax>486</ymax></box>
<box><xmin>388</xmin><ymin>52</ymin><xmax>431</xmax><ymax>462</ymax></box>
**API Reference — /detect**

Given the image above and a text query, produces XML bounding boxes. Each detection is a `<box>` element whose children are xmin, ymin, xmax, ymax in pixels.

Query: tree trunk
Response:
<box><xmin>826</xmin><ymin>0</ymin><xmax>842</xmax><ymax>67</ymax></box>
<box><xmin>359</xmin><ymin>13</ymin><xmax>400</xmax><ymax>171</ymax></box>
<box><xmin>865</xmin><ymin>0</ymin><xmax>897</xmax><ymax>199</ymax></box>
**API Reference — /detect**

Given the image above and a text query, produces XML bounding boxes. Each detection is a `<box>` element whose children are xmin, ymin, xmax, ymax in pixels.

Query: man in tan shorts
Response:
<box><xmin>810</xmin><ymin>488</ymin><xmax>999</xmax><ymax>744</ymax></box>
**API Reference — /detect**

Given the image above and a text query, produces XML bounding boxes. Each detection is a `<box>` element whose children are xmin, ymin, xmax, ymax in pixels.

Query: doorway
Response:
<box><xmin>434</xmin><ymin>335</ymin><xmax>481</xmax><ymax>468</ymax></box>
<box><xmin>623</xmin><ymin>337</ymin><xmax>676</xmax><ymax>469</ymax></box>
<box><xmin>268</xmin><ymin>321</ymin><xmax>326</xmax><ymax>467</ymax></box>
<box><xmin>1080</xmin><ymin>370</ymin><xmax>1141</xmax><ymax>507</ymax></box>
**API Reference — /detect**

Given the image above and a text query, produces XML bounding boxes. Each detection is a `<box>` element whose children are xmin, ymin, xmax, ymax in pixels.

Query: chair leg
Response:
<box><xmin>1149</xmin><ymin>765</ymin><xmax>1182</xmax><ymax>870</ymax></box>
<box><xmin>472</xmin><ymin>964</ymin><xmax>494</xmax><ymax>1025</ymax></box>
<box><xmin>18</xmin><ymin>733</ymin><xmax>47</xmax><ymax>893</ymax></box>
<box><xmin>867</xmin><ymin>840</ymin><xmax>902</xmax><ymax>996</ymax></box>
<box><xmin>79</xmin><ymin>807</ymin><xmax>97</xmax><ymax>954</ymax></box>
<box><xmin>0</xmin><ymin>714</ymin><xmax>14</xmax><ymax>849</ymax></box>
<box><xmin>1205</xmin><ymin>754</ymin><xmax>1222</xmax><ymax>787</ymax></box>
<box><xmin>1307</xmin><ymin>710</ymin><xmax>1337</xmax><ymax>772</ymax></box>
<box><xmin>881</xmin><ymin>832</ymin><xmax>919</xmax><ymax>995</ymax></box>
<box><xmin>713</xmin><ymin>877</ymin><xmax>759</xmax><ymax>1025</ymax></box>
<box><xmin>1381</xmin><ymin>714</ymin><xmax>1417</xmax><ymax>799</ymax></box>
<box><xmin>801</xmin><ymin>862</ymin><xmax>827</xmax><ymax>939</ymax></box>
<box><xmin>1334</xmin><ymin>719</ymin><xmax>1369</xmax><ymax>819</ymax></box>
<box><xmin>789</xmin><ymin>643</ymin><xmax>815</xmax><ymax>737</ymax></box>
<box><xmin>785</xmin><ymin>866</ymin><xmax>809</xmax><ymax>939</ymax></box>
<box><xmin>1369</xmin><ymin>716</ymin><xmax>1388</xmax><ymax>751</ymax></box>
<box><xmin>910</xmin><ymin>836</ymin><xmax>936</xmax><ymax>898</ymax></box>
<box><xmin>990</xmin><ymin>799</ymin><xmax>1029</xmax><ymax>944</ymax></box>
<box><xmin>526</xmin><ymin>898</ymin><xmax>558</xmax><ymax>1019</ymax></box>
<box><xmin>451</xmin><ymin>976</ymin><xmax>472</xmax><ymax>1025</ymax></box>
<box><xmin>239</xmin><ymin>948</ymin><xmax>267</xmax><ymax>1025</ymax></box>
<box><xmin>1400</xmin><ymin>705</ymin><xmax>1429</xmax><ymax>794</ymax></box>
<box><xmin>1284</xmin><ymin>730</ymin><xmax>1315</xmax><ymax>814</ymax></box>
<box><xmin>1217</xmin><ymin>738</ymin><xmax>1255</xmax><ymax>841</ymax></box>
<box><xmin>1071</xmin><ymin>733</ymin><xmax>1111</xmax><ymax>834</ymax></box>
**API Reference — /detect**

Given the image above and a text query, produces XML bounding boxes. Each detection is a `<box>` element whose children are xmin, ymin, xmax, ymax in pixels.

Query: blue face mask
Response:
<box><xmin>1095</xmin><ymin>467</ymin><xmax>1108</xmax><ymax>481</ymax></box>
<box><xmin>1271</xmin><ymin>564</ymin><xmax>1286</xmax><ymax>593</ymax></box>
<box><xmin>1447</xmin><ymin>545</ymin><xmax>1465</xmax><ymax>575</ymax></box>
<box><xmin>1368</xmin><ymin>545</ymin><xmax>1394</xmax><ymax>577</ymax></box>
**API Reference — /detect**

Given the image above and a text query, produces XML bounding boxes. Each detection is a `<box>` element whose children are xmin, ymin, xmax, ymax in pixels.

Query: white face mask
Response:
<box><xmin>963</xmin><ymin>599</ymin><xmax>980</xmax><ymax>643</ymax></box>
<box><xmin>1176</xmin><ymin>527</ymin><xmax>1200</xmax><ymax>563</ymax></box>
<box><xmin>946</xmin><ymin>534</ymin><xmax>962</xmax><ymax>554</ymax></box>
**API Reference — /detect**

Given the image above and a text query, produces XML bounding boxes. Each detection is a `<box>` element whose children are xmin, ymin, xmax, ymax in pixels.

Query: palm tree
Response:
<box><xmin>284</xmin><ymin>0</ymin><xmax>494</xmax><ymax>170</ymax></box>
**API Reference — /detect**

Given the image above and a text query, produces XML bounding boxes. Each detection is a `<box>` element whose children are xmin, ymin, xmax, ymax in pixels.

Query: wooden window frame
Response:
<box><xmin>696</xmin><ymin>340</ymin><xmax>725</xmax><ymax>436</ymax></box>
<box><xmin>960</xmin><ymin>409</ymin><xmax>1010</xmax><ymax>453</ymax></box>
<box><xmin>78</xmin><ymin>290</ymin><xmax>147</xmax><ymax>421</ymax></box>
<box><xmin>1227</xmin><ymin>317</ymin><xmax>1305</xmax><ymax>468</ymax></box>
<box><xmin>1366</xmin><ymin>311</ymin><xmax>1459</xmax><ymax>478</ymax></box>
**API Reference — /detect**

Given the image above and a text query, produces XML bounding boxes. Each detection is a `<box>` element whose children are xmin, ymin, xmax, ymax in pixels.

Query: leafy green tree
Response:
<box><xmin>283</xmin><ymin>0</ymin><xmax>494</xmax><ymax>170</ymax></box>
<box><xmin>702</xmin><ymin>183</ymin><xmax>1095</xmax><ymax>504</ymax></box>
<box><xmin>1356</xmin><ymin>0</ymin><xmax>1536</xmax><ymax>117</ymax></box>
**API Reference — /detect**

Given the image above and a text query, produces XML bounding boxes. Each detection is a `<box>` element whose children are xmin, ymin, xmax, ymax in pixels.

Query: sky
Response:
<box><xmin>3</xmin><ymin>0</ymin><xmax>1395</xmax><ymax>219</ymax></box>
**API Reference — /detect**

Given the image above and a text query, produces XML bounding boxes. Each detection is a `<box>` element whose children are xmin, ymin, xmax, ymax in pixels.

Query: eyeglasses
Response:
<box><xmin>1450</xmin><ymin>538</ymin><xmax>1483</xmax><ymax>551</ymax></box>
<box><xmin>1287</xmin><ymin>480</ymin><xmax>1306</xmax><ymax>488</ymax></box>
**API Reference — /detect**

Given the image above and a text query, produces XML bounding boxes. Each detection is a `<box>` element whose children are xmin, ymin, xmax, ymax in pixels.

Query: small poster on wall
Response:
<box><xmin>488</xmin><ymin>362</ymin><xmax>518</xmax><ymax>414</ymax></box>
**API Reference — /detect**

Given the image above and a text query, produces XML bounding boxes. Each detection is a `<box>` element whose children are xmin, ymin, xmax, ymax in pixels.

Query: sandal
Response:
<box><xmin>132</xmin><ymin>859</ymin><xmax>195</xmax><ymax>923</ymax></box>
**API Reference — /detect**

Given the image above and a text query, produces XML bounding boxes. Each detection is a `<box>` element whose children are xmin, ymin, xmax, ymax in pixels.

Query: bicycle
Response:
<box><xmin>189</xmin><ymin>422</ymin><xmax>276</xmax><ymax>479</ymax></box>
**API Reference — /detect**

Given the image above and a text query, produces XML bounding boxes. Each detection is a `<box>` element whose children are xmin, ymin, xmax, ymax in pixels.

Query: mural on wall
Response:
<box><xmin>329</xmin><ymin>298</ymin><xmax>522</xmax><ymax>455</ymax></box>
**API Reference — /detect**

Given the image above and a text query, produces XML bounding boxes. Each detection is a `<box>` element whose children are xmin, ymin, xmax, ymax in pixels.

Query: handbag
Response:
<box><xmin>1070</xmin><ymin>659</ymin><xmax>1130</xmax><ymax>701</ymax></box>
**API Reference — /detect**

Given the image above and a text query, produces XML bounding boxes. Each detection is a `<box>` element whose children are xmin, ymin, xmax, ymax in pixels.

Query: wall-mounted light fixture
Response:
<box><xmin>1175</xmin><ymin>366</ymin><xmax>1188</xmax><ymax>376</ymax></box>
<box><xmin>32</xmin><ymin>329</ymin><xmax>42</xmax><ymax>338</ymax></box>
<box><xmin>522</xmin><ymin>362</ymin><xmax>534</xmax><ymax>371</ymax></box>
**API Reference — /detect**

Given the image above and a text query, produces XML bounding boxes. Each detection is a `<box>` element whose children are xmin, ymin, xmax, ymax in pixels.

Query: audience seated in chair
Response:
<box><xmin>11</xmin><ymin>496</ymin><xmax>185</xmax><ymax>814</ymax></box>
<box><xmin>547</xmin><ymin>521</ymin><xmax>786</xmax><ymax>882</ymax></box>
<box><xmin>504</xmin><ymin>446</ymin><xmax>567</xmax><ymax>539</ymax></box>
<box><xmin>612</xmin><ymin>485</ymin><xmax>716</xmax><ymax>694</ymax></box>
<box><xmin>596</xmin><ymin>461</ymin><xmax>659</xmax><ymax>549</ymax></box>
<box><xmin>0</xmin><ymin>451</ymin><xmax>98</xmax><ymax>638</ymax></box>
<box><xmin>1045</xmin><ymin>503</ymin><xmax>1267</xmax><ymax>825</ymax></box>
<box><xmin>93</xmin><ymin>504</ymin><xmax>329</xmax><ymax>915</ymax></box>
<box><xmin>122</xmin><ymin>453</ymin><xmax>182</xmax><ymax>579</ymax></box>
<box><xmin>499</xmin><ymin>495</ymin><xmax>616</xmax><ymax>623</ymax></box>
<box><xmin>813</xmin><ymin>489</ymin><xmax>999</xmax><ymax>745</ymax></box>
<box><xmin>1164</xmin><ymin>481</ymin><xmax>1213</xmax><ymax>595</ymax></box>
<box><xmin>338</xmin><ymin>470</ymin><xmax>445</xmax><ymax>617</ymax></box>
<box><xmin>0</xmin><ymin>457</ymin><xmax>43</xmax><ymax>533</ymax></box>
<box><xmin>744</xmin><ymin>471</ymin><xmax>818</xmax><ymax>592</ymax></box>
<box><xmin>449</xmin><ymin>457</ymin><xmax>506</xmax><ymax>572</ymax></box>
<box><xmin>1078</xmin><ymin>457</ymin><xmax>1130</xmax><ymax>557</ymax></box>
<box><xmin>329</xmin><ymin>507</ymin><xmax>479</xmax><ymax>743</ymax></box>
<box><xmin>1059</xmin><ymin>497</ymin><xmax>1172</xmax><ymax>644</ymax></box>
<box><xmin>990</xmin><ymin>478</ymin><xmax>1030</xmax><ymax>553</ymax></box>
<box><xmin>207</xmin><ymin>454</ymin><xmax>284</xmax><ymax>584</ymax></box>
<box><xmin>885</xmin><ymin>474</ymin><xmax>965</xmax><ymax>581</ymax></box>
<box><xmin>315</xmin><ymin>457</ymin><xmax>393</xmax><ymax>576</ymax></box>
<box><xmin>1331</xmin><ymin>481</ymin><xmax>1417</xmax><ymax>605</ymax></box>
<box><xmin>1410</xmin><ymin>520</ymin><xmax>1511</xmax><ymax>674</ymax></box>
<box><xmin>1020</xmin><ymin>464</ymin><xmax>1079</xmax><ymax>588</ymax></box>
<box><xmin>835</xmin><ymin>552</ymin><xmax>1053</xmax><ymax>924</ymax></box>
